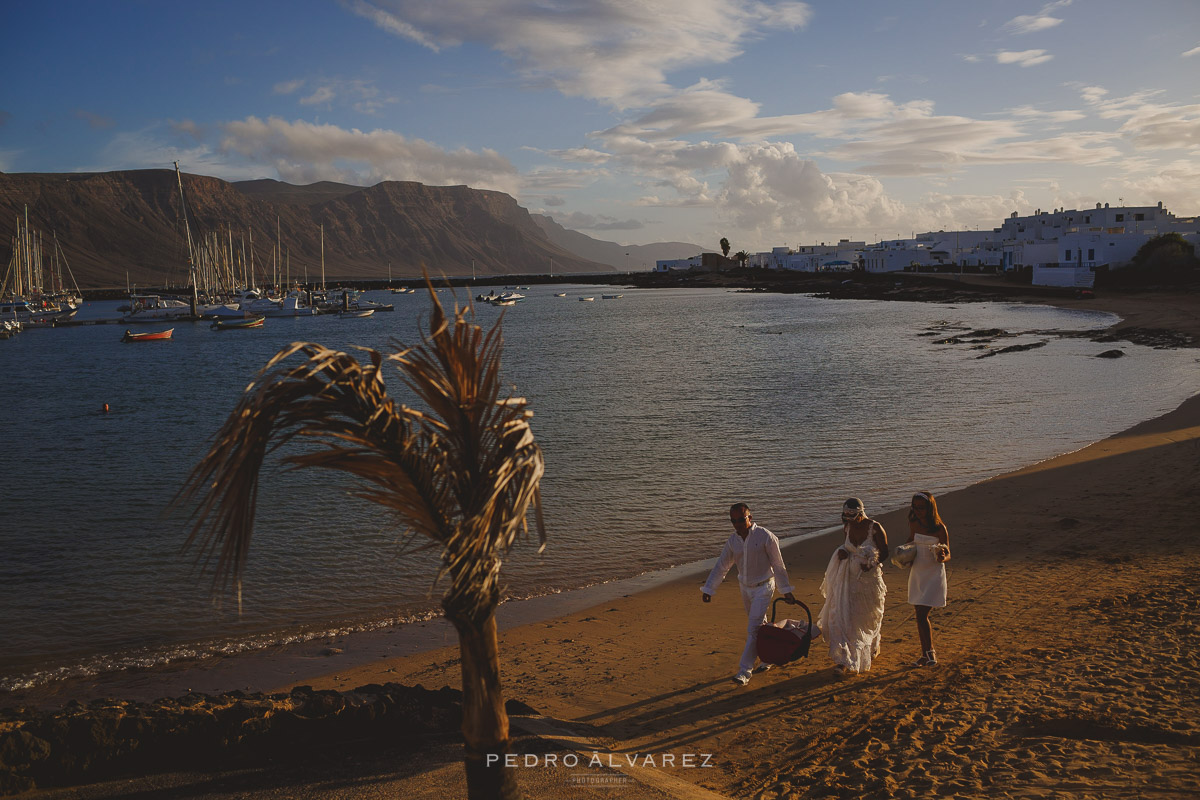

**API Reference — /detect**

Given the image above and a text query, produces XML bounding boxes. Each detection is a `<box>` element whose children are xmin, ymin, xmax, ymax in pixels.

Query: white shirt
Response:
<box><xmin>702</xmin><ymin>523</ymin><xmax>794</xmax><ymax>596</ymax></box>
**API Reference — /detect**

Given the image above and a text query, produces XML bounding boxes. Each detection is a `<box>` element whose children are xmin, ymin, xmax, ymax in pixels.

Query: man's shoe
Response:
<box><xmin>753</xmin><ymin>663</ymin><xmax>773</xmax><ymax>674</ymax></box>
<box><xmin>732</xmin><ymin>672</ymin><xmax>751</xmax><ymax>685</ymax></box>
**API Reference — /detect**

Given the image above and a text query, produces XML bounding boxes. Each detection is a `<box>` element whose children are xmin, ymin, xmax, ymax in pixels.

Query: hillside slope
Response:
<box><xmin>0</xmin><ymin>171</ymin><xmax>609</xmax><ymax>287</ymax></box>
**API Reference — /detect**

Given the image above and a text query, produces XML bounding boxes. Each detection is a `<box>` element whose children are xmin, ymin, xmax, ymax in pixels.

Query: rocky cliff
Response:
<box><xmin>0</xmin><ymin>170</ymin><xmax>611</xmax><ymax>288</ymax></box>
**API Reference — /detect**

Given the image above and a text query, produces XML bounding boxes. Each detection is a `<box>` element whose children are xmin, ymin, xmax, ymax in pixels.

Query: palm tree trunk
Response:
<box><xmin>450</xmin><ymin>610</ymin><xmax>522</xmax><ymax>800</ymax></box>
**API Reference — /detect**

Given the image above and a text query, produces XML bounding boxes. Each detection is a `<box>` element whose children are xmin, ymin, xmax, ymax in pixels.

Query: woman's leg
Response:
<box><xmin>915</xmin><ymin>605</ymin><xmax>933</xmax><ymax>653</ymax></box>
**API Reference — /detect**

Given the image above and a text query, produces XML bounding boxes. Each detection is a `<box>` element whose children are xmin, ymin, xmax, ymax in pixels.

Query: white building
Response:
<box><xmin>655</xmin><ymin>255</ymin><xmax>703</xmax><ymax>272</ymax></box>
<box><xmin>861</xmin><ymin>239</ymin><xmax>935</xmax><ymax>273</ymax></box>
<box><xmin>684</xmin><ymin>200</ymin><xmax>1197</xmax><ymax>284</ymax></box>
<box><xmin>764</xmin><ymin>240</ymin><xmax>865</xmax><ymax>271</ymax></box>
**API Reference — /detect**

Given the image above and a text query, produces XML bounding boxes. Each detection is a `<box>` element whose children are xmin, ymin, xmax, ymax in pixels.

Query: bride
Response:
<box><xmin>818</xmin><ymin>498</ymin><xmax>889</xmax><ymax>674</ymax></box>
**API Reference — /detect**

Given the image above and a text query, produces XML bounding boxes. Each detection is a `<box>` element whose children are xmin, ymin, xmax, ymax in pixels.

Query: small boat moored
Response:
<box><xmin>578</xmin><ymin>296</ymin><xmax>595</xmax><ymax>302</ymax></box>
<box><xmin>211</xmin><ymin>316</ymin><xmax>265</xmax><ymax>330</ymax></box>
<box><xmin>122</xmin><ymin>328</ymin><xmax>174</xmax><ymax>342</ymax></box>
<box><xmin>340</xmin><ymin>308</ymin><xmax>375</xmax><ymax>318</ymax></box>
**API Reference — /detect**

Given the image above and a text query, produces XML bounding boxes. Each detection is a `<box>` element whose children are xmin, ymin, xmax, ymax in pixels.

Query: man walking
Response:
<box><xmin>702</xmin><ymin>503</ymin><xmax>796</xmax><ymax>685</ymax></box>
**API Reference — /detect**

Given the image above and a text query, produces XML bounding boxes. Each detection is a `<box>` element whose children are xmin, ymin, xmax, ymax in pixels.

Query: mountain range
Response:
<box><xmin>0</xmin><ymin>170</ymin><xmax>703</xmax><ymax>288</ymax></box>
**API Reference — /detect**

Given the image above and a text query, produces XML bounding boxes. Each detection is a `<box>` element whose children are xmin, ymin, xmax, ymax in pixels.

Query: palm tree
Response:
<box><xmin>734</xmin><ymin>250</ymin><xmax>749</xmax><ymax>269</ymax></box>
<box><xmin>719</xmin><ymin>237</ymin><xmax>731</xmax><ymax>258</ymax></box>
<box><xmin>176</xmin><ymin>282</ymin><xmax>544</xmax><ymax>800</ymax></box>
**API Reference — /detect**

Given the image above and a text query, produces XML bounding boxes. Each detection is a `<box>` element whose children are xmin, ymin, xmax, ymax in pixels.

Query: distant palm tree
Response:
<box><xmin>734</xmin><ymin>250</ymin><xmax>749</xmax><ymax>268</ymax></box>
<box><xmin>176</xmin><ymin>283</ymin><xmax>544</xmax><ymax>800</ymax></box>
<box><xmin>719</xmin><ymin>237</ymin><xmax>731</xmax><ymax>257</ymax></box>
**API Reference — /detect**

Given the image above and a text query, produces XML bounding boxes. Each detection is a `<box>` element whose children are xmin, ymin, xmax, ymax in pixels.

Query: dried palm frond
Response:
<box><xmin>174</xmin><ymin>281</ymin><xmax>544</xmax><ymax>622</ymax></box>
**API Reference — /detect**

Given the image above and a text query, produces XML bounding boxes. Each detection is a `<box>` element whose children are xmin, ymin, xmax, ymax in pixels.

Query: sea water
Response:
<box><xmin>0</xmin><ymin>286</ymin><xmax>1195</xmax><ymax>690</ymax></box>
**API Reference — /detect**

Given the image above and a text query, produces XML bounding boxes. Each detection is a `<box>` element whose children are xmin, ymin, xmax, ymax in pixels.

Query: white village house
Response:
<box><xmin>658</xmin><ymin>202</ymin><xmax>1199</xmax><ymax>287</ymax></box>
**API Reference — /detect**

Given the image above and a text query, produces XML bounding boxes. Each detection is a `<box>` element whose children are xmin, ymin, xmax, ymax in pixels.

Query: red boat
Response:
<box><xmin>121</xmin><ymin>328</ymin><xmax>174</xmax><ymax>342</ymax></box>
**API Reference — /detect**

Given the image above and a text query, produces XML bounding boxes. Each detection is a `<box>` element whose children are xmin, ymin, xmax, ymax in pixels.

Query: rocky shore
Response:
<box><xmin>604</xmin><ymin>268</ymin><xmax>1199</xmax><ymax>349</ymax></box>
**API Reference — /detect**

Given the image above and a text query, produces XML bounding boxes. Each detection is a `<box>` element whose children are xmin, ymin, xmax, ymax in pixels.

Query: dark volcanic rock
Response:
<box><xmin>1096</xmin><ymin>349</ymin><xmax>1126</xmax><ymax>358</ymax></box>
<box><xmin>976</xmin><ymin>341</ymin><xmax>1048</xmax><ymax>359</ymax></box>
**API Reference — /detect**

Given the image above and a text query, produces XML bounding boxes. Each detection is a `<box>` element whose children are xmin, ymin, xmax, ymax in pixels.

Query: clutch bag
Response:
<box><xmin>891</xmin><ymin>543</ymin><xmax>918</xmax><ymax>568</ymax></box>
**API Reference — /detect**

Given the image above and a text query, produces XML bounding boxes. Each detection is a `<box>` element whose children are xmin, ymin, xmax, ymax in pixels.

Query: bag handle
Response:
<box><xmin>770</xmin><ymin>596</ymin><xmax>811</xmax><ymax>627</ymax></box>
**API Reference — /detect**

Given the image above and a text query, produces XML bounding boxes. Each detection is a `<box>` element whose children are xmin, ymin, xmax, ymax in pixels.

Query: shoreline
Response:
<box><xmin>2</xmin><ymin>289</ymin><xmax>1195</xmax><ymax>709</ymax></box>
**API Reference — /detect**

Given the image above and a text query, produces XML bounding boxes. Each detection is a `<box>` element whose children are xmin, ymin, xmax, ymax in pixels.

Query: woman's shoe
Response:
<box><xmin>924</xmin><ymin>649</ymin><xmax>938</xmax><ymax>666</ymax></box>
<box><xmin>913</xmin><ymin>653</ymin><xmax>929</xmax><ymax>667</ymax></box>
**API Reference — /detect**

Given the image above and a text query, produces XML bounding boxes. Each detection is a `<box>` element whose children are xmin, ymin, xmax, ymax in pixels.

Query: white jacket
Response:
<box><xmin>702</xmin><ymin>524</ymin><xmax>795</xmax><ymax>596</ymax></box>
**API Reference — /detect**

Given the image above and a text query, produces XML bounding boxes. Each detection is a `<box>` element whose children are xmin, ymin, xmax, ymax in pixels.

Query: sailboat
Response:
<box><xmin>1</xmin><ymin>208</ymin><xmax>83</xmax><ymax>325</ymax></box>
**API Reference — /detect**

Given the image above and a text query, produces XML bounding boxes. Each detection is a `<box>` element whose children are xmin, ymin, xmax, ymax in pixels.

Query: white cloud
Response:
<box><xmin>343</xmin><ymin>0</ymin><xmax>442</xmax><ymax>51</ymax></box>
<box><xmin>349</xmin><ymin>0</ymin><xmax>812</xmax><ymax>108</ymax></box>
<box><xmin>1107</xmin><ymin>160</ymin><xmax>1200</xmax><ymax>214</ymax></box>
<box><xmin>520</xmin><ymin>166</ymin><xmax>608</xmax><ymax>191</ymax></box>
<box><xmin>1002</xmin><ymin>1</ymin><xmax>1071</xmax><ymax>34</ymax></box>
<box><xmin>300</xmin><ymin>86</ymin><xmax>336</xmax><ymax>106</ymax></box>
<box><xmin>276</xmin><ymin>79</ymin><xmax>396</xmax><ymax>114</ymax></box>
<box><xmin>1183</xmin><ymin>44</ymin><xmax>1200</xmax><ymax>58</ymax></box>
<box><xmin>634</xmin><ymin>140</ymin><xmax>1035</xmax><ymax>245</ymax></box>
<box><xmin>85</xmin><ymin>127</ymin><xmax>268</xmax><ymax>180</ymax></box>
<box><xmin>1079</xmin><ymin>86</ymin><xmax>1200</xmax><ymax>150</ymax></box>
<box><xmin>544</xmin><ymin>147</ymin><xmax>613</xmax><ymax>164</ymax></box>
<box><xmin>996</xmin><ymin>49</ymin><xmax>1053</xmax><ymax>67</ymax></box>
<box><xmin>218</xmin><ymin>116</ymin><xmax>521</xmax><ymax>192</ymax></box>
<box><xmin>1004</xmin><ymin>105</ymin><xmax>1085</xmax><ymax>124</ymax></box>
<box><xmin>274</xmin><ymin>79</ymin><xmax>306</xmax><ymax>95</ymax></box>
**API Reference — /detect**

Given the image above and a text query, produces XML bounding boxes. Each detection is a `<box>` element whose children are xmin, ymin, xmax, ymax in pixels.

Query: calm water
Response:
<box><xmin>0</xmin><ymin>286</ymin><xmax>1195</xmax><ymax>690</ymax></box>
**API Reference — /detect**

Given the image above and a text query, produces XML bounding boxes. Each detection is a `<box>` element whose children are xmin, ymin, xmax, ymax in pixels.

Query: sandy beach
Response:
<box><xmin>9</xmin><ymin>290</ymin><xmax>1199</xmax><ymax>799</ymax></box>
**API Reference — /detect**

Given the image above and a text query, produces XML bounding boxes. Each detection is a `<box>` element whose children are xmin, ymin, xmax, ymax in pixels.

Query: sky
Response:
<box><xmin>3</xmin><ymin>0</ymin><xmax>1199</xmax><ymax>252</ymax></box>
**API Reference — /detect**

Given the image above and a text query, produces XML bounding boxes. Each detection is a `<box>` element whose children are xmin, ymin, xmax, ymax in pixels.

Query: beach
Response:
<box><xmin>8</xmin><ymin>289</ymin><xmax>1200</xmax><ymax>799</ymax></box>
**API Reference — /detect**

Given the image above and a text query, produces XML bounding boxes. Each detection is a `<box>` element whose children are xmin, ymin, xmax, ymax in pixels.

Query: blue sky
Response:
<box><xmin>3</xmin><ymin>0</ymin><xmax>1199</xmax><ymax>251</ymax></box>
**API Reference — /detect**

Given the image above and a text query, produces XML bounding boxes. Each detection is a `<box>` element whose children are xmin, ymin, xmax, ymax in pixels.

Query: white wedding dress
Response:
<box><xmin>818</xmin><ymin>530</ymin><xmax>887</xmax><ymax>673</ymax></box>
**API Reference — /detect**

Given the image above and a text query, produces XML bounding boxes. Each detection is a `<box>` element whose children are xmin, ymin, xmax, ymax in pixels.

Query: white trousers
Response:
<box><xmin>738</xmin><ymin>578</ymin><xmax>775</xmax><ymax>675</ymax></box>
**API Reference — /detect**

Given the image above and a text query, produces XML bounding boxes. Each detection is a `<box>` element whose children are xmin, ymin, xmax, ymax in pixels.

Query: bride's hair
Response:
<box><xmin>908</xmin><ymin>491</ymin><xmax>944</xmax><ymax>533</ymax></box>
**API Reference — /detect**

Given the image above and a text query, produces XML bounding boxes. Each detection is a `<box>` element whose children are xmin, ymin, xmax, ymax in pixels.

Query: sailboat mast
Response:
<box><xmin>320</xmin><ymin>224</ymin><xmax>325</xmax><ymax>291</ymax></box>
<box><xmin>173</xmin><ymin>162</ymin><xmax>197</xmax><ymax>290</ymax></box>
<box><xmin>23</xmin><ymin>207</ymin><xmax>31</xmax><ymax>296</ymax></box>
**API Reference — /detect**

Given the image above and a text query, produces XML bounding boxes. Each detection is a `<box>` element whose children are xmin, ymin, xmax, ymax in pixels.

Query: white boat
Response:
<box><xmin>340</xmin><ymin>308</ymin><xmax>375</xmax><ymax>318</ymax></box>
<box><xmin>578</xmin><ymin>296</ymin><xmax>595</xmax><ymax>302</ymax></box>
<box><xmin>121</xmin><ymin>294</ymin><xmax>194</xmax><ymax>323</ymax></box>
<box><xmin>201</xmin><ymin>302</ymin><xmax>247</xmax><ymax>319</ymax></box>
<box><xmin>322</xmin><ymin>289</ymin><xmax>393</xmax><ymax>313</ymax></box>
<box><xmin>0</xmin><ymin>298</ymin><xmax>78</xmax><ymax>325</ymax></box>
<box><xmin>2</xmin><ymin>212</ymin><xmax>83</xmax><ymax>324</ymax></box>
<box><xmin>602</xmin><ymin>294</ymin><xmax>623</xmax><ymax>299</ymax></box>
<box><xmin>255</xmin><ymin>289</ymin><xmax>319</xmax><ymax>317</ymax></box>
<box><xmin>554</xmin><ymin>292</ymin><xmax>567</xmax><ymax>297</ymax></box>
